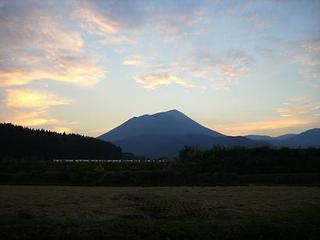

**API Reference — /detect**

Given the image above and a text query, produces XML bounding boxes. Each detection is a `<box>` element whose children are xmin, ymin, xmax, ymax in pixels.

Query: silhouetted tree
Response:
<box><xmin>0</xmin><ymin>123</ymin><xmax>122</xmax><ymax>160</ymax></box>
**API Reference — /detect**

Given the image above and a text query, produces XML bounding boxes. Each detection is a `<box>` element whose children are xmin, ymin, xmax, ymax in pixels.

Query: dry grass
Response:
<box><xmin>0</xmin><ymin>186</ymin><xmax>319</xmax><ymax>239</ymax></box>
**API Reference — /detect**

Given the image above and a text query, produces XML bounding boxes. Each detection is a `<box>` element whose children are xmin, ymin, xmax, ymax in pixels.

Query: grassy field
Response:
<box><xmin>0</xmin><ymin>186</ymin><xmax>319</xmax><ymax>239</ymax></box>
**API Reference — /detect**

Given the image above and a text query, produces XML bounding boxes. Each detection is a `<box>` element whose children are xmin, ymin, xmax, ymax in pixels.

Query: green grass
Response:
<box><xmin>0</xmin><ymin>186</ymin><xmax>319</xmax><ymax>239</ymax></box>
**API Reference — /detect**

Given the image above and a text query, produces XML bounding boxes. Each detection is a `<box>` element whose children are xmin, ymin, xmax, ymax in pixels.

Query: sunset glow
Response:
<box><xmin>0</xmin><ymin>0</ymin><xmax>319</xmax><ymax>136</ymax></box>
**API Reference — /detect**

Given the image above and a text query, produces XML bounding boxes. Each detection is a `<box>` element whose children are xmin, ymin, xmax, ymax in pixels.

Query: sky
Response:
<box><xmin>0</xmin><ymin>0</ymin><xmax>319</xmax><ymax>137</ymax></box>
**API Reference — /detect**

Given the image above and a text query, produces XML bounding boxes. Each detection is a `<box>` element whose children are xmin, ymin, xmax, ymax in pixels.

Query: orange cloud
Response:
<box><xmin>6</xmin><ymin>111</ymin><xmax>73</xmax><ymax>134</ymax></box>
<box><xmin>216</xmin><ymin>118</ymin><xmax>311</xmax><ymax>136</ymax></box>
<box><xmin>134</xmin><ymin>73</ymin><xmax>197</xmax><ymax>89</ymax></box>
<box><xmin>76</xmin><ymin>6</ymin><xmax>119</xmax><ymax>34</ymax></box>
<box><xmin>8</xmin><ymin>112</ymin><xmax>59</xmax><ymax>127</ymax></box>
<box><xmin>0</xmin><ymin>64</ymin><xmax>105</xmax><ymax>87</ymax></box>
<box><xmin>214</xmin><ymin>98</ymin><xmax>320</xmax><ymax>135</ymax></box>
<box><xmin>74</xmin><ymin>4</ymin><xmax>136</xmax><ymax>45</ymax></box>
<box><xmin>123</xmin><ymin>56</ymin><xmax>145</xmax><ymax>66</ymax></box>
<box><xmin>0</xmin><ymin>9</ymin><xmax>104</xmax><ymax>87</ymax></box>
<box><xmin>5</xmin><ymin>89</ymin><xmax>71</xmax><ymax>109</ymax></box>
<box><xmin>159</xmin><ymin>21</ymin><xmax>180</xmax><ymax>41</ymax></box>
<box><xmin>137</xmin><ymin>50</ymin><xmax>254</xmax><ymax>91</ymax></box>
<box><xmin>302</xmin><ymin>41</ymin><xmax>320</xmax><ymax>52</ymax></box>
<box><xmin>218</xmin><ymin>64</ymin><xmax>246</xmax><ymax>80</ymax></box>
<box><xmin>277</xmin><ymin>99</ymin><xmax>320</xmax><ymax>117</ymax></box>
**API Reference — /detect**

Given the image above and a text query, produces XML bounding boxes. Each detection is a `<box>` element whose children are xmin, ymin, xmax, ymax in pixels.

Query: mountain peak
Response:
<box><xmin>149</xmin><ymin>109</ymin><xmax>185</xmax><ymax>117</ymax></box>
<box><xmin>98</xmin><ymin>110</ymin><xmax>224</xmax><ymax>143</ymax></box>
<box><xmin>129</xmin><ymin>110</ymin><xmax>184</xmax><ymax>121</ymax></box>
<box><xmin>164</xmin><ymin>109</ymin><xmax>182</xmax><ymax>114</ymax></box>
<box><xmin>98</xmin><ymin>109</ymin><xmax>226</xmax><ymax>157</ymax></box>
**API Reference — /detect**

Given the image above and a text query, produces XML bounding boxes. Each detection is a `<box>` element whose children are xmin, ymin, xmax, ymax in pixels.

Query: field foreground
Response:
<box><xmin>0</xmin><ymin>186</ymin><xmax>319</xmax><ymax>240</ymax></box>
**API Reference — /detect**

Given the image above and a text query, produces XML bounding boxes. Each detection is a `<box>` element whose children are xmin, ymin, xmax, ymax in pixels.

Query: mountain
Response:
<box><xmin>275</xmin><ymin>134</ymin><xmax>297</xmax><ymax>141</ymax></box>
<box><xmin>246</xmin><ymin>129</ymin><xmax>320</xmax><ymax>147</ymax></box>
<box><xmin>99</xmin><ymin>109</ymin><xmax>224</xmax><ymax>142</ymax></box>
<box><xmin>246</xmin><ymin>134</ymin><xmax>297</xmax><ymax>145</ymax></box>
<box><xmin>98</xmin><ymin>110</ymin><xmax>265</xmax><ymax>158</ymax></box>
<box><xmin>245</xmin><ymin>135</ymin><xmax>274</xmax><ymax>141</ymax></box>
<box><xmin>284</xmin><ymin>128</ymin><xmax>320</xmax><ymax>148</ymax></box>
<box><xmin>0</xmin><ymin>123</ymin><xmax>122</xmax><ymax>160</ymax></box>
<box><xmin>246</xmin><ymin>134</ymin><xmax>297</xmax><ymax>142</ymax></box>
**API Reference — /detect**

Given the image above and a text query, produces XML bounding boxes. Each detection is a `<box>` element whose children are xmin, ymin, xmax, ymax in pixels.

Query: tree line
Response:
<box><xmin>0</xmin><ymin>123</ymin><xmax>122</xmax><ymax>160</ymax></box>
<box><xmin>176</xmin><ymin>146</ymin><xmax>320</xmax><ymax>174</ymax></box>
<box><xmin>1</xmin><ymin>123</ymin><xmax>320</xmax><ymax>185</ymax></box>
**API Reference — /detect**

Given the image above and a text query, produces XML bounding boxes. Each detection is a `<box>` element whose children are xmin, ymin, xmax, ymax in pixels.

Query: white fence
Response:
<box><xmin>52</xmin><ymin>159</ymin><xmax>168</xmax><ymax>163</ymax></box>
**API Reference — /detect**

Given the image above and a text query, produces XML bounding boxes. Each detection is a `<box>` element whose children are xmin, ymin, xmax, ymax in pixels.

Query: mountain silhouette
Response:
<box><xmin>246</xmin><ymin>129</ymin><xmax>320</xmax><ymax>147</ymax></box>
<box><xmin>284</xmin><ymin>128</ymin><xmax>320</xmax><ymax>147</ymax></box>
<box><xmin>98</xmin><ymin>110</ymin><xmax>264</xmax><ymax>158</ymax></box>
<box><xmin>99</xmin><ymin>109</ymin><xmax>223</xmax><ymax>142</ymax></box>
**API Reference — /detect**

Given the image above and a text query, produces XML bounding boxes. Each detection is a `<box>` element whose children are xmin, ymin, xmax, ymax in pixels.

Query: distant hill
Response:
<box><xmin>115</xmin><ymin>134</ymin><xmax>265</xmax><ymax>158</ymax></box>
<box><xmin>284</xmin><ymin>129</ymin><xmax>320</xmax><ymax>147</ymax></box>
<box><xmin>0</xmin><ymin>123</ymin><xmax>122</xmax><ymax>160</ymax></box>
<box><xmin>246</xmin><ymin>129</ymin><xmax>320</xmax><ymax>148</ymax></box>
<box><xmin>275</xmin><ymin>134</ymin><xmax>297</xmax><ymax>141</ymax></box>
<box><xmin>245</xmin><ymin>135</ymin><xmax>274</xmax><ymax>141</ymax></box>
<box><xmin>246</xmin><ymin>134</ymin><xmax>297</xmax><ymax>143</ymax></box>
<box><xmin>98</xmin><ymin>110</ymin><xmax>265</xmax><ymax>158</ymax></box>
<box><xmin>246</xmin><ymin>128</ymin><xmax>320</xmax><ymax>148</ymax></box>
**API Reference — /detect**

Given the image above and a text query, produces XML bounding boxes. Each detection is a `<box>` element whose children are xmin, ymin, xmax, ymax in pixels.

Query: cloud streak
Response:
<box><xmin>134</xmin><ymin>73</ymin><xmax>196</xmax><ymax>90</ymax></box>
<box><xmin>8</xmin><ymin>112</ymin><xmax>59</xmax><ymax>127</ymax></box>
<box><xmin>197</xmin><ymin>49</ymin><xmax>254</xmax><ymax>89</ymax></box>
<box><xmin>217</xmin><ymin>118</ymin><xmax>310</xmax><ymax>136</ymax></box>
<box><xmin>123</xmin><ymin>56</ymin><xmax>146</xmax><ymax>66</ymax></box>
<box><xmin>5</xmin><ymin>89</ymin><xmax>71</xmax><ymax>110</ymax></box>
<box><xmin>3</xmin><ymin>88</ymin><xmax>73</xmax><ymax>132</ymax></box>
<box><xmin>277</xmin><ymin>98</ymin><xmax>320</xmax><ymax>118</ymax></box>
<box><xmin>75</xmin><ymin>5</ymin><xmax>119</xmax><ymax>34</ymax></box>
<box><xmin>133</xmin><ymin>49</ymin><xmax>254</xmax><ymax>90</ymax></box>
<box><xmin>215</xmin><ymin>98</ymin><xmax>320</xmax><ymax>136</ymax></box>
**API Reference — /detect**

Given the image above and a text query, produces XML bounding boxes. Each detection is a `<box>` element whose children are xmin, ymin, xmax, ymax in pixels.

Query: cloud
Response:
<box><xmin>302</xmin><ymin>41</ymin><xmax>320</xmax><ymax>52</ymax></box>
<box><xmin>73</xmin><ymin>0</ymin><xmax>209</xmax><ymax>43</ymax></box>
<box><xmin>75</xmin><ymin>5</ymin><xmax>119</xmax><ymax>34</ymax></box>
<box><xmin>134</xmin><ymin>73</ymin><xmax>197</xmax><ymax>90</ymax></box>
<box><xmin>52</xmin><ymin>126</ymin><xmax>71</xmax><ymax>133</ymax></box>
<box><xmin>216</xmin><ymin>118</ymin><xmax>310</xmax><ymax>136</ymax></box>
<box><xmin>0</xmin><ymin>1</ymin><xmax>107</xmax><ymax>133</ymax></box>
<box><xmin>123</xmin><ymin>56</ymin><xmax>145</xmax><ymax>66</ymax></box>
<box><xmin>277</xmin><ymin>98</ymin><xmax>320</xmax><ymax>117</ymax></box>
<box><xmin>99</xmin><ymin>35</ymin><xmax>137</xmax><ymax>45</ymax></box>
<box><xmin>295</xmin><ymin>40</ymin><xmax>320</xmax><ymax>86</ymax></box>
<box><xmin>215</xmin><ymin>98</ymin><xmax>320</xmax><ymax>135</ymax></box>
<box><xmin>0</xmin><ymin>1</ymin><xmax>105</xmax><ymax>87</ymax></box>
<box><xmin>2</xmin><ymin>88</ymin><xmax>74</xmax><ymax>132</ymax></box>
<box><xmin>200</xmin><ymin>49</ymin><xmax>254</xmax><ymax>78</ymax></box>
<box><xmin>5</xmin><ymin>89</ymin><xmax>71</xmax><ymax>109</ymax></box>
<box><xmin>159</xmin><ymin>21</ymin><xmax>180</xmax><ymax>41</ymax></box>
<box><xmin>7</xmin><ymin>111</ymin><xmax>60</xmax><ymax>127</ymax></box>
<box><xmin>0</xmin><ymin>66</ymin><xmax>105</xmax><ymax>87</ymax></box>
<box><xmin>296</xmin><ymin>40</ymin><xmax>320</xmax><ymax>66</ymax></box>
<box><xmin>5</xmin><ymin>110</ymin><xmax>74</xmax><ymax>133</ymax></box>
<box><xmin>74</xmin><ymin>1</ymin><xmax>137</xmax><ymax>45</ymax></box>
<box><xmin>75</xmin><ymin>0</ymin><xmax>146</xmax><ymax>29</ymax></box>
<box><xmin>132</xmin><ymin>48</ymin><xmax>254</xmax><ymax>91</ymax></box>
